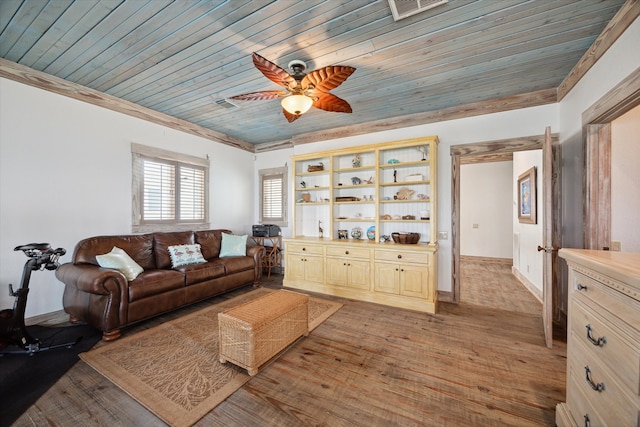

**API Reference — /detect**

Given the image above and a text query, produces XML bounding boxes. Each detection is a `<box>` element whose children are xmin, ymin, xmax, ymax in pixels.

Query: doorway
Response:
<box><xmin>449</xmin><ymin>135</ymin><xmax>555</xmax><ymax>304</ymax></box>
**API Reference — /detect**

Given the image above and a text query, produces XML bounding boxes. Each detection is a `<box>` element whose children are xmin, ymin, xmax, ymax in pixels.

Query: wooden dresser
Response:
<box><xmin>556</xmin><ymin>249</ymin><xmax>640</xmax><ymax>427</ymax></box>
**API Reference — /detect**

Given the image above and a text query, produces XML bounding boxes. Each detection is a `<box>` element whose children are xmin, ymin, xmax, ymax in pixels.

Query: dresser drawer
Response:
<box><xmin>286</xmin><ymin>243</ymin><xmax>324</xmax><ymax>255</ymax></box>
<box><xmin>568</xmin><ymin>339</ymin><xmax>640</xmax><ymax>426</ymax></box>
<box><xmin>566</xmin><ymin>374</ymin><xmax>607</xmax><ymax>427</ymax></box>
<box><xmin>374</xmin><ymin>249</ymin><xmax>429</xmax><ymax>264</ymax></box>
<box><xmin>570</xmin><ymin>298</ymin><xmax>640</xmax><ymax>395</ymax></box>
<box><xmin>326</xmin><ymin>246</ymin><xmax>370</xmax><ymax>259</ymax></box>
<box><xmin>572</xmin><ymin>271</ymin><xmax>640</xmax><ymax>326</ymax></box>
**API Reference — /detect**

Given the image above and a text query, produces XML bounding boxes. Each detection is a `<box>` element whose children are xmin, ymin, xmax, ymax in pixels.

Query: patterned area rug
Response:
<box><xmin>80</xmin><ymin>289</ymin><xmax>342</xmax><ymax>427</ymax></box>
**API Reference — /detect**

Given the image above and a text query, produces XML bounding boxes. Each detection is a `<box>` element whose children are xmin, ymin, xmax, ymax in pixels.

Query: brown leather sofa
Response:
<box><xmin>56</xmin><ymin>229</ymin><xmax>265</xmax><ymax>341</ymax></box>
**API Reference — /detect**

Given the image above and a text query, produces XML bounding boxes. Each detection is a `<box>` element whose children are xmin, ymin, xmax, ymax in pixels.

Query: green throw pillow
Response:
<box><xmin>219</xmin><ymin>233</ymin><xmax>247</xmax><ymax>258</ymax></box>
<box><xmin>96</xmin><ymin>247</ymin><xmax>144</xmax><ymax>281</ymax></box>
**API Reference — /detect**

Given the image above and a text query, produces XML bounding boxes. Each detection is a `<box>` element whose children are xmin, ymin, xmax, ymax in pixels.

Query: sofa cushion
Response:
<box><xmin>168</xmin><ymin>244</ymin><xmax>206</xmax><ymax>268</ymax></box>
<box><xmin>218</xmin><ymin>256</ymin><xmax>254</xmax><ymax>275</ymax></box>
<box><xmin>74</xmin><ymin>234</ymin><xmax>156</xmax><ymax>270</ymax></box>
<box><xmin>194</xmin><ymin>229</ymin><xmax>229</xmax><ymax>260</ymax></box>
<box><xmin>96</xmin><ymin>247</ymin><xmax>144</xmax><ymax>281</ymax></box>
<box><xmin>174</xmin><ymin>260</ymin><xmax>226</xmax><ymax>286</ymax></box>
<box><xmin>128</xmin><ymin>269</ymin><xmax>185</xmax><ymax>302</ymax></box>
<box><xmin>154</xmin><ymin>231</ymin><xmax>194</xmax><ymax>269</ymax></box>
<box><xmin>219</xmin><ymin>233</ymin><xmax>248</xmax><ymax>257</ymax></box>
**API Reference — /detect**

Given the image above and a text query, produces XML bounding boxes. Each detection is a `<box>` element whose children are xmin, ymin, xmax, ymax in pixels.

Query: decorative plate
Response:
<box><xmin>367</xmin><ymin>226</ymin><xmax>376</xmax><ymax>240</ymax></box>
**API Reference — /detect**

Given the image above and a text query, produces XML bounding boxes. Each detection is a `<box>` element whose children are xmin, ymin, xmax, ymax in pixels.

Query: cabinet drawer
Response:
<box><xmin>286</xmin><ymin>243</ymin><xmax>324</xmax><ymax>255</ymax></box>
<box><xmin>326</xmin><ymin>246</ymin><xmax>370</xmax><ymax>259</ymax></box>
<box><xmin>374</xmin><ymin>249</ymin><xmax>429</xmax><ymax>264</ymax></box>
<box><xmin>568</xmin><ymin>339</ymin><xmax>640</xmax><ymax>426</ymax></box>
<box><xmin>570</xmin><ymin>299</ymin><xmax>640</xmax><ymax>395</ymax></box>
<box><xmin>572</xmin><ymin>271</ymin><xmax>640</xmax><ymax>326</ymax></box>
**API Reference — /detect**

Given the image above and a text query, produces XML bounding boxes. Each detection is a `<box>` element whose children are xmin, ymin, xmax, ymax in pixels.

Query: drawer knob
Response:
<box><xmin>577</xmin><ymin>283</ymin><xmax>587</xmax><ymax>291</ymax></box>
<box><xmin>585</xmin><ymin>324</ymin><xmax>606</xmax><ymax>347</ymax></box>
<box><xmin>584</xmin><ymin>366</ymin><xmax>605</xmax><ymax>392</ymax></box>
<box><xmin>345</xmin><ymin>250</ymin><xmax>349</xmax><ymax>255</ymax></box>
<box><xmin>397</xmin><ymin>254</ymin><xmax>402</xmax><ymax>259</ymax></box>
<box><xmin>302</xmin><ymin>247</ymin><xmax>306</xmax><ymax>251</ymax></box>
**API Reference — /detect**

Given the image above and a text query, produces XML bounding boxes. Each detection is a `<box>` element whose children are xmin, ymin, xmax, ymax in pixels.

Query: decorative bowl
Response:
<box><xmin>391</xmin><ymin>232</ymin><xmax>420</xmax><ymax>244</ymax></box>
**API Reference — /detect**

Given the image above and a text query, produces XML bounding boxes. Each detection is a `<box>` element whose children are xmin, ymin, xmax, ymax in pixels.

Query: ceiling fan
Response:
<box><xmin>230</xmin><ymin>52</ymin><xmax>356</xmax><ymax>123</ymax></box>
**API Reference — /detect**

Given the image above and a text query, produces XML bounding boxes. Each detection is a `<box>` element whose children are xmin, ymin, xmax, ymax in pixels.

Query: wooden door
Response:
<box><xmin>540</xmin><ymin>126</ymin><xmax>560</xmax><ymax>348</ymax></box>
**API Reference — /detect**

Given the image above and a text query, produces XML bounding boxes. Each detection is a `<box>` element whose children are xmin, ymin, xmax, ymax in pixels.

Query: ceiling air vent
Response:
<box><xmin>215</xmin><ymin>98</ymin><xmax>240</xmax><ymax>110</ymax></box>
<box><xmin>388</xmin><ymin>0</ymin><xmax>448</xmax><ymax>21</ymax></box>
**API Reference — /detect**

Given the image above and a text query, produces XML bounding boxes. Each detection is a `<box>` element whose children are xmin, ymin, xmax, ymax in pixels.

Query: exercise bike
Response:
<box><xmin>0</xmin><ymin>243</ymin><xmax>79</xmax><ymax>356</ymax></box>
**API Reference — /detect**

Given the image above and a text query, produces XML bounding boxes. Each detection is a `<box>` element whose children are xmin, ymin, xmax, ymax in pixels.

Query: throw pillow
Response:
<box><xmin>168</xmin><ymin>244</ymin><xmax>207</xmax><ymax>268</ymax></box>
<box><xmin>219</xmin><ymin>233</ymin><xmax>247</xmax><ymax>258</ymax></box>
<box><xmin>96</xmin><ymin>247</ymin><xmax>144</xmax><ymax>281</ymax></box>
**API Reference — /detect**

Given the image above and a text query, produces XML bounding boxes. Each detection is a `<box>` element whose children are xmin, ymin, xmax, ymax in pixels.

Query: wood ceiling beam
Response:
<box><xmin>557</xmin><ymin>0</ymin><xmax>640</xmax><ymax>101</ymax></box>
<box><xmin>281</xmin><ymin>88</ymin><xmax>557</xmax><ymax>149</ymax></box>
<box><xmin>0</xmin><ymin>59</ymin><xmax>255</xmax><ymax>153</ymax></box>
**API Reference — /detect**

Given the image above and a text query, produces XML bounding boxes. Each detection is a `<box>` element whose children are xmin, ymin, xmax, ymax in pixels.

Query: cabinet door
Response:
<box><xmin>325</xmin><ymin>257</ymin><xmax>348</xmax><ymax>287</ymax></box>
<box><xmin>348</xmin><ymin>260</ymin><xmax>371</xmax><ymax>290</ymax></box>
<box><xmin>374</xmin><ymin>263</ymin><xmax>400</xmax><ymax>294</ymax></box>
<box><xmin>400</xmin><ymin>264</ymin><xmax>430</xmax><ymax>298</ymax></box>
<box><xmin>304</xmin><ymin>255</ymin><xmax>325</xmax><ymax>283</ymax></box>
<box><xmin>285</xmin><ymin>253</ymin><xmax>306</xmax><ymax>282</ymax></box>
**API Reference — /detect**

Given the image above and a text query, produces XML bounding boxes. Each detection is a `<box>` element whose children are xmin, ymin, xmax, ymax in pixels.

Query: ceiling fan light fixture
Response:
<box><xmin>281</xmin><ymin>94</ymin><xmax>313</xmax><ymax>115</ymax></box>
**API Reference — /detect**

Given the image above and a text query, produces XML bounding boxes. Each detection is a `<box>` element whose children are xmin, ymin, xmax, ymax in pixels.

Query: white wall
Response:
<box><xmin>460</xmin><ymin>161</ymin><xmax>513</xmax><ymax>258</ymax></box>
<box><xmin>611</xmin><ymin>105</ymin><xmax>640</xmax><ymax>252</ymax></box>
<box><xmin>559</xmin><ymin>17</ymin><xmax>640</xmax><ymax>249</ymax></box>
<box><xmin>0</xmin><ymin>78</ymin><xmax>255</xmax><ymax>317</ymax></box>
<box><xmin>513</xmin><ymin>150</ymin><xmax>544</xmax><ymax>293</ymax></box>
<box><xmin>257</xmin><ymin>104</ymin><xmax>559</xmax><ymax>293</ymax></box>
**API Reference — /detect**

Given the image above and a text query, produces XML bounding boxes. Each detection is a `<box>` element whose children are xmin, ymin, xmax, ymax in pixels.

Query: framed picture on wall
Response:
<box><xmin>518</xmin><ymin>166</ymin><xmax>537</xmax><ymax>224</ymax></box>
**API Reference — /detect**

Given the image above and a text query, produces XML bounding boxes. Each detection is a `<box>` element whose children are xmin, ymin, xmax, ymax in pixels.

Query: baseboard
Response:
<box><xmin>25</xmin><ymin>309</ymin><xmax>68</xmax><ymax>326</ymax></box>
<box><xmin>511</xmin><ymin>267</ymin><xmax>543</xmax><ymax>303</ymax></box>
<box><xmin>460</xmin><ymin>255</ymin><xmax>512</xmax><ymax>266</ymax></box>
<box><xmin>437</xmin><ymin>290</ymin><xmax>453</xmax><ymax>303</ymax></box>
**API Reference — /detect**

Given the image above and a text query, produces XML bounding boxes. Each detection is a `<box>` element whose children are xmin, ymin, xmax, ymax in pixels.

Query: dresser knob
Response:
<box><xmin>584</xmin><ymin>366</ymin><xmax>605</xmax><ymax>392</ymax></box>
<box><xmin>397</xmin><ymin>254</ymin><xmax>402</xmax><ymax>259</ymax></box>
<box><xmin>345</xmin><ymin>250</ymin><xmax>349</xmax><ymax>255</ymax></box>
<box><xmin>585</xmin><ymin>324</ymin><xmax>607</xmax><ymax>347</ymax></box>
<box><xmin>577</xmin><ymin>283</ymin><xmax>587</xmax><ymax>291</ymax></box>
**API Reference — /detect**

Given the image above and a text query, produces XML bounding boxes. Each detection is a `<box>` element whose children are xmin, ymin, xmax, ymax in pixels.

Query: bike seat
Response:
<box><xmin>14</xmin><ymin>243</ymin><xmax>51</xmax><ymax>252</ymax></box>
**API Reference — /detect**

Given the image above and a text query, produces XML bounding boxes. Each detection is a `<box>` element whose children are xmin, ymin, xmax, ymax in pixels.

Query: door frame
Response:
<box><xmin>448</xmin><ymin>134</ymin><xmax>559</xmax><ymax>304</ymax></box>
<box><xmin>582</xmin><ymin>67</ymin><xmax>640</xmax><ymax>249</ymax></box>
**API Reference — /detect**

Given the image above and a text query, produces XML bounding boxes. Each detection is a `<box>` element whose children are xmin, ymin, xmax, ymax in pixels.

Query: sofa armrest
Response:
<box><xmin>247</xmin><ymin>245</ymin><xmax>266</xmax><ymax>285</ymax></box>
<box><xmin>56</xmin><ymin>263</ymin><xmax>129</xmax><ymax>333</ymax></box>
<box><xmin>56</xmin><ymin>263</ymin><xmax>128</xmax><ymax>295</ymax></box>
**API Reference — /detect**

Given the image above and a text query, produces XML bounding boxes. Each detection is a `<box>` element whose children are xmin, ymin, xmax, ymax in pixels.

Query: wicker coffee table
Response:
<box><xmin>218</xmin><ymin>290</ymin><xmax>309</xmax><ymax>375</ymax></box>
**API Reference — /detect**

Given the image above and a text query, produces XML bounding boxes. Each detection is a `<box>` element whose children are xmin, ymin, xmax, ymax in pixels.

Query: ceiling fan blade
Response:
<box><xmin>302</xmin><ymin>65</ymin><xmax>356</xmax><ymax>92</ymax></box>
<box><xmin>252</xmin><ymin>52</ymin><xmax>296</xmax><ymax>88</ymax></box>
<box><xmin>229</xmin><ymin>90</ymin><xmax>286</xmax><ymax>101</ymax></box>
<box><xmin>312</xmin><ymin>92</ymin><xmax>352</xmax><ymax>113</ymax></box>
<box><xmin>283</xmin><ymin>109</ymin><xmax>302</xmax><ymax>123</ymax></box>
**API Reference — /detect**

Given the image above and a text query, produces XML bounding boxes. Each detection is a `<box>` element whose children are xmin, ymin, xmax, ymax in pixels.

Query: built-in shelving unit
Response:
<box><xmin>286</xmin><ymin>136</ymin><xmax>439</xmax><ymax>313</ymax></box>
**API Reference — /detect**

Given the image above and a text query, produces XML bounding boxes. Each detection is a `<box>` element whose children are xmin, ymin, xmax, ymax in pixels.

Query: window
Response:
<box><xmin>132</xmin><ymin>143</ymin><xmax>209</xmax><ymax>232</ymax></box>
<box><xmin>259</xmin><ymin>166</ymin><xmax>287</xmax><ymax>227</ymax></box>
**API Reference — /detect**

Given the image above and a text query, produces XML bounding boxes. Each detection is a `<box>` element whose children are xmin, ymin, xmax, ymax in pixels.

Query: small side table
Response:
<box><xmin>251</xmin><ymin>235</ymin><xmax>282</xmax><ymax>278</ymax></box>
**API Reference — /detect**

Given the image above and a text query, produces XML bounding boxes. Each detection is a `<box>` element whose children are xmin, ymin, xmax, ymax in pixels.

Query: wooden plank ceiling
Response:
<box><xmin>0</xmin><ymin>0</ymin><xmax>627</xmax><ymax>149</ymax></box>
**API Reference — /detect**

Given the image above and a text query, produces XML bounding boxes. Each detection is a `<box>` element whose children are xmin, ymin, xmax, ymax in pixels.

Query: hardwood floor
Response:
<box><xmin>13</xmin><ymin>263</ymin><xmax>566</xmax><ymax>426</ymax></box>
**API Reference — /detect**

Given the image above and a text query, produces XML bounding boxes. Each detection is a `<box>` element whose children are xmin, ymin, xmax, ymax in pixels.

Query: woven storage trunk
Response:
<box><xmin>218</xmin><ymin>290</ymin><xmax>309</xmax><ymax>375</ymax></box>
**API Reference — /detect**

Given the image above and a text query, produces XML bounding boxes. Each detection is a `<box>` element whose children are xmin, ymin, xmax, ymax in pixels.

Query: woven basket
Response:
<box><xmin>391</xmin><ymin>232</ymin><xmax>420</xmax><ymax>244</ymax></box>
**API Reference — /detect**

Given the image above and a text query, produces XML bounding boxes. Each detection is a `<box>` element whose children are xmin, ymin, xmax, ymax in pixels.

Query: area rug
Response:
<box><xmin>80</xmin><ymin>289</ymin><xmax>342</xmax><ymax>427</ymax></box>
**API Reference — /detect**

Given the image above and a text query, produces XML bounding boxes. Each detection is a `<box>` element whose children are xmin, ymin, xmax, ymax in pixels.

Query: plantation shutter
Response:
<box><xmin>262</xmin><ymin>173</ymin><xmax>283</xmax><ymax>221</ymax></box>
<box><xmin>259</xmin><ymin>166</ymin><xmax>287</xmax><ymax>226</ymax></box>
<box><xmin>179</xmin><ymin>165</ymin><xmax>205</xmax><ymax>221</ymax></box>
<box><xmin>142</xmin><ymin>159</ymin><xmax>175</xmax><ymax>221</ymax></box>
